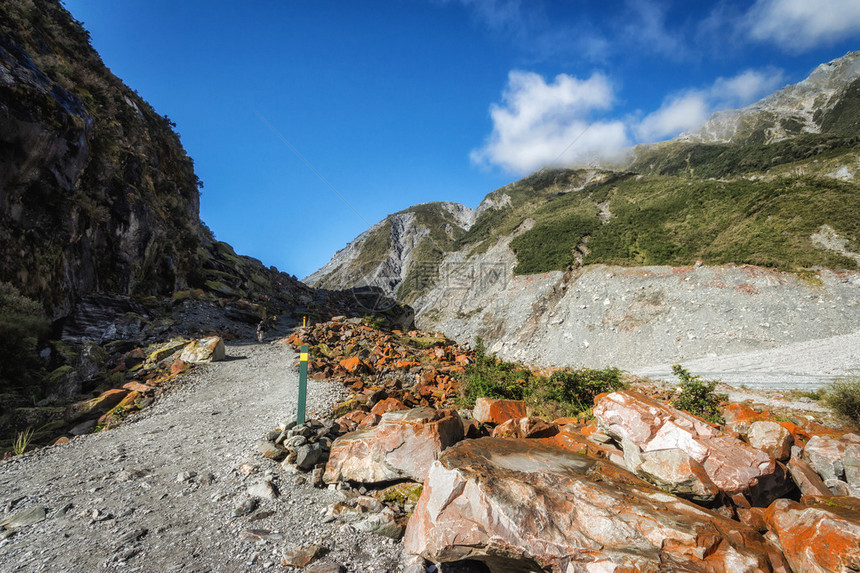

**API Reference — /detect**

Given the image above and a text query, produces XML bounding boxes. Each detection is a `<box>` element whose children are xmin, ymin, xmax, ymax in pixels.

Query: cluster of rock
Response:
<box><xmin>2</xmin><ymin>335</ymin><xmax>226</xmax><ymax>457</ymax></box>
<box><xmin>256</xmin><ymin>418</ymin><xmax>341</xmax><ymax>488</ymax></box>
<box><xmin>286</xmin><ymin>318</ymin><xmax>472</xmax><ymax>417</ymax></box>
<box><xmin>404</xmin><ymin>391</ymin><xmax>860</xmax><ymax>572</ymax></box>
<box><xmin>260</xmin><ymin>325</ymin><xmax>860</xmax><ymax>572</ymax></box>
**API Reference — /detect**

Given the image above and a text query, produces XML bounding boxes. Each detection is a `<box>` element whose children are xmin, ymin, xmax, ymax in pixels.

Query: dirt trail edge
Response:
<box><xmin>0</xmin><ymin>342</ymin><xmax>404</xmax><ymax>573</ymax></box>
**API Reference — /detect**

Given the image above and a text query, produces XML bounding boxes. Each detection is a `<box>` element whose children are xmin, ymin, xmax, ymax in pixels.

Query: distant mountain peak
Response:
<box><xmin>680</xmin><ymin>50</ymin><xmax>860</xmax><ymax>145</ymax></box>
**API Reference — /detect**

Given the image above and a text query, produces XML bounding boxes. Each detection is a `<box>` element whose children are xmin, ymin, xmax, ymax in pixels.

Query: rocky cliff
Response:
<box><xmin>0</xmin><ymin>0</ymin><xmax>413</xmax><ymax>413</ymax></box>
<box><xmin>685</xmin><ymin>51</ymin><xmax>860</xmax><ymax>144</ymax></box>
<box><xmin>0</xmin><ymin>0</ymin><xmax>209</xmax><ymax>319</ymax></box>
<box><xmin>305</xmin><ymin>202</ymin><xmax>476</xmax><ymax>304</ymax></box>
<box><xmin>307</xmin><ymin>51</ymin><xmax>860</xmax><ymax>375</ymax></box>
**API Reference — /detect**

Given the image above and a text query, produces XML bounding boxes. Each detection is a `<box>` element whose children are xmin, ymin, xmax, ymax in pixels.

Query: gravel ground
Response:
<box><xmin>634</xmin><ymin>328</ymin><xmax>860</xmax><ymax>392</ymax></box>
<box><xmin>0</xmin><ymin>341</ymin><xmax>404</xmax><ymax>573</ymax></box>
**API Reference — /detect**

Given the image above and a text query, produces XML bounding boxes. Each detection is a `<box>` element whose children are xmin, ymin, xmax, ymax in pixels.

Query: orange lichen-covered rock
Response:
<box><xmin>765</xmin><ymin>496</ymin><xmax>860</xmax><ymax>573</ymax></box>
<box><xmin>491</xmin><ymin>417</ymin><xmax>559</xmax><ymax>439</ymax></box>
<box><xmin>334</xmin><ymin>410</ymin><xmax>368</xmax><ymax>434</ymax></box>
<box><xmin>594</xmin><ymin>391</ymin><xmax>780</xmax><ymax>497</ymax></box>
<box><xmin>339</xmin><ymin>356</ymin><xmax>364</xmax><ymax>373</ymax></box>
<box><xmin>472</xmin><ymin>397</ymin><xmax>527</xmax><ymax>425</ymax></box>
<box><xmin>787</xmin><ymin>456</ymin><xmax>832</xmax><ymax>497</ymax></box>
<box><xmin>357</xmin><ymin>413</ymin><xmax>382</xmax><ymax>429</ymax></box>
<box><xmin>622</xmin><ymin>442</ymin><xmax>721</xmax><ymax>503</ymax></box>
<box><xmin>64</xmin><ymin>388</ymin><xmax>129</xmax><ymax>422</ymax></box>
<box><xmin>748</xmin><ymin>421</ymin><xmax>794</xmax><ymax>461</ymax></box>
<box><xmin>370</xmin><ymin>398</ymin><xmax>409</xmax><ymax>416</ymax></box>
<box><xmin>722</xmin><ymin>403</ymin><xmax>766</xmax><ymax>424</ymax></box>
<box><xmin>122</xmin><ymin>381</ymin><xmax>154</xmax><ymax>394</ymax></box>
<box><xmin>324</xmin><ymin>407</ymin><xmax>463</xmax><ymax>485</ymax></box>
<box><xmin>97</xmin><ymin>391</ymin><xmax>141</xmax><ymax>429</ymax></box>
<box><xmin>170</xmin><ymin>359</ymin><xmax>188</xmax><ymax>376</ymax></box>
<box><xmin>404</xmin><ymin>437</ymin><xmax>788</xmax><ymax>573</ymax></box>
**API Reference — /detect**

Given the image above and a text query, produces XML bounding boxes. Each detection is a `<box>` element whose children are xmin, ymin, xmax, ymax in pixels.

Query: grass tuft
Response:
<box><xmin>823</xmin><ymin>378</ymin><xmax>860</xmax><ymax>427</ymax></box>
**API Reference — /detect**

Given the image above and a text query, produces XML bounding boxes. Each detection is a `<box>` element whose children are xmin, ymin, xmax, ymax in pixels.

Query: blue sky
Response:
<box><xmin>61</xmin><ymin>0</ymin><xmax>860</xmax><ymax>279</ymax></box>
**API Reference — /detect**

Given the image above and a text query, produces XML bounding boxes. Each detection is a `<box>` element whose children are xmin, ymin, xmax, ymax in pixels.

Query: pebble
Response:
<box><xmin>233</xmin><ymin>498</ymin><xmax>258</xmax><ymax>517</ymax></box>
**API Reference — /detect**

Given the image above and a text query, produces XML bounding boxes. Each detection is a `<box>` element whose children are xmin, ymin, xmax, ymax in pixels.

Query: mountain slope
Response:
<box><xmin>686</xmin><ymin>51</ymin><xmax>860</xmax><ymax>145</ymax></box>
<box><xmin>308</xmin><ymin>50</ymin><xmax>860</xmax><ymax>370</ymax></box>
<box><xmin>305</xmin><ymin>201</ymin><xmax>475</xmax><ymax>303</ymax></box>
<box><xmin>0</xmin><ymin>0</ymin><xmax>414</xmax><ymax>411</ymax></box>
<box><xmin>0</xmin><ymin>0</ymin><xmax>208</xmax><ymax>318</ymax></box>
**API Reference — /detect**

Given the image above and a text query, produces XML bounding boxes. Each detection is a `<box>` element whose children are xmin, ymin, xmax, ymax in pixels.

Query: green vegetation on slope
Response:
<box><xmin>628</xmin><ymin>134</ymin><xmax>860</xmax><ymax>179</ymax></box>
<box><xmin>461</xmin><ymin>338</ymin><xmax>625</xmax><ymax>419</ymax></box>
<box><xmin>507</xmin><ymin>173</ymin><xmax>859</xmax><ymax>274</ymax></box>
<box><xmin>455</xmin><ymin>170</ymin><xmax>623</xmax><ymax>255</ymax></box>
<box><xmin>397</xmin><ymin>203</ymin><xmax>471</xmax><ymax>302</ymax></box>
<box><xmin>817</xmin><ymin>78</ymin><xmax>860</xmax><ymax>136</ymax></box>
<box><xmin>0</xmin><ymin>282</ymin><xmax>49</xmax><ymax>394</ymax></box>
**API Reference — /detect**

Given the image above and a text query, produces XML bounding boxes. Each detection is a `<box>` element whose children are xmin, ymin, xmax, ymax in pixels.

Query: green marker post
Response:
<box><xmin>297</xmin><ymin>344</ymin><xmax>308</xmax><ymax>425</ymax></box>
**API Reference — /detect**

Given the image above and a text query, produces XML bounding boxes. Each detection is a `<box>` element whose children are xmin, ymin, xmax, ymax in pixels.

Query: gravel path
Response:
<box><xmin>0</xmin><ymin>341</ymin><xmax>404</xmax><ymax>573</ymax></box>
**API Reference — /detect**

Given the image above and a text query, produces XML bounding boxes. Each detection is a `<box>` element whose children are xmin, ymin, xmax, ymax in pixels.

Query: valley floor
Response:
<box><xmin>0</xmin><ymin>341</ymin><xmax>403</xmax><ymax>573</ymax></box>
<box><xmin>635</xmin><ymin>327</ymin><xmax>860</xmax><ymax>391</ymax></box>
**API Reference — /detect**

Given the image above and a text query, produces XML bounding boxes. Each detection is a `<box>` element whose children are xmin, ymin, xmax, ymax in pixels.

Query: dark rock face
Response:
<box><xmin>0</xmin><ymin>0</ymin><xmax>203</xmax><ymax>319</ymax></box>
<box><xmin>59</xmin><ymin>294</ymin><xmax>151</xmax><ymax>343</ymax></box>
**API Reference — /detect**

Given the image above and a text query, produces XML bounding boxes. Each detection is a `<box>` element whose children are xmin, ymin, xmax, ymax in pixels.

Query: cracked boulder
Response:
<box><xmin>404</xmin><ymin>437</ymin><xmax>787</xmax><ymax>573</ymax></box>
<box><xmin>324</xmin><ymin>407</ymin><xmax>463</xmax><ymax>485</ymax></box>
<box><xmin>765</xmin><ymin>496</ymin><xmax>860</xmax><ymax>573</ymax></box>
<box><xmin>594</xmin><ymin>391</ymin><xmax>781</xmax><ymax>498</ymax></box>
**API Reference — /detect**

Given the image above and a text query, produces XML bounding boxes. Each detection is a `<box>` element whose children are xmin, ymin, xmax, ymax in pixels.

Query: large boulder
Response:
<box><xmin>324</xmin><ymin>407</ymin><xmax>463</xmax><ymax>485</ymax></box>
<box><xmin>179</xmin><ymin>336</ymin><xmax>226</xmax><ymax>363</ymax></box>
<box><xmin>472</xmin><ymin>398</ymin><xmax>527</xmax><ymax>425</ymax></box>
<box><xmin>803</xmin><ymin>435</ymin><xmax>848</xmax><ymax>482</ymax></box>
<box><xmin>594</xmin><ymin>391</ymin><xmax>779</xmax><ymax>497</ymax></box>
<box><xmin>765</xmin><ymin>496</ymin><xmax>860</xmax><ymax>573</ymax></box>
<box><xmin>405</xmin><ymin>437</ymin><xmax>786</xmax><ymax>572</ymax></box>
<box><xmin>622</xmin><ymin>440</ymin><xmax>720</xmax><ymax>503</ymax></box>
<box><xmin>748</xmin><ymin>421</ymin><xmax>793</xmax><ymax>461</ymax></box>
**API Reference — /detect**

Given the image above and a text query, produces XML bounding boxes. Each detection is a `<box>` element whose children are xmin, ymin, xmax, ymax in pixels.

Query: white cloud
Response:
<box><xmin>635</xmin><ymin>68</ymin><xmax>785</xmax><ymax>142</ymax></box>
<box><xmin>710</xmin><ymin>68</ymin><xmax>785</xmax><ymax>106</ymax></box>
<box><xmin>470</xmin><ymin>71</ymin><xmax>630</xmax><ymax>173</ymax></box>
<box><xmin>635</xmin><ymin>92</ymin><xmax>711</xmax><ymax>142</ymax></box>
<box><xmin>746</xmin><ymin>0</ymin><xmax>860</xmax><ymax>51</ymax></box>
<box><xmin>474</xmin><ymin>66</ymin><xmax>787</xmax><ymax>172</ymax></box>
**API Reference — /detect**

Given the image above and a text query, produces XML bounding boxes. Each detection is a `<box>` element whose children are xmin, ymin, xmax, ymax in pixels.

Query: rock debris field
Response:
<box><xmin>0</xmin><ymin>342</ymin><xmax>404</xmax><ymax>573</ymax></box>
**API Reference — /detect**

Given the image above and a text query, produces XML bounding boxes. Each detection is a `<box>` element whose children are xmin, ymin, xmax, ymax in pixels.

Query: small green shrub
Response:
<box><xmin>361</xmin><ymin>315</ymin><xmax>387</xmax><ymax>330</ymax></box>
<box><xmin>671</xmin><ymin>364</ymin><xmax>727</xmax><ymax>424</ymax></box>
<box><xmin>459</xmin><ymin>338</ymin><xmax>533</xmax><ymax>404</ymax></box>
<box><xmin>461</xmin><ymin>339</ymin><xmax>625</xmax><ymax>418</ymax></box>
<box><xmin>528</xmin><ymin>368</ymin><xmax>625</xmax><ymax>418</ymax></box>
<box><xmin>824</xmin><ymin>378</ymin><xmax>860</xmax><ymax>427</ymax></box>
<box><xmin>13</xmin><ymin>427</ymin><xmax>35</xmax><ymax>456</ymax></box>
